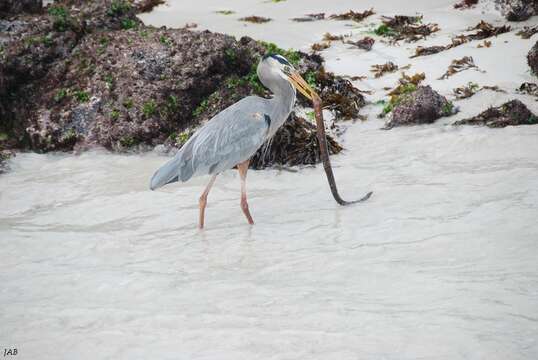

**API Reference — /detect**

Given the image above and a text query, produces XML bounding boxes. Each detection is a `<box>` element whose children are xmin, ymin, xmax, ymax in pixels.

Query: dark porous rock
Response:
<box><xmin>453</xmin><ymin>99</ymin><xmax>538</xmax><ymax>127</ymax></box>
<box><xmin>385</xmin><ymin>86</ymin><xmax>452</xmax><ymax>128</ymax></box>
<box><xmin>250</xmin><ymin>113</ymin><xmax>342</xmax><ymax>169</ymax></box>
<box><xmin>496</xmin><ymin>0</ymin><xmax>538</xmax><ymax>21</ymax></box>
<box><xmin>0</xmin><ymin>0</ymin><xmax>42</xmax><ymax>17</ymax></box>
<box><xmin>0</xmin><ymin>0</ymin><xmax>363</xmax><ymax>168</ymax></box>
<box><xmin>528</xmin><ymin>40</ymin><xmax>538</xmax><ymax>76</ymax></box>
<box><xmin>0</xmin><ymin>150</ymin><xmax>14</xmax><ymax>174</ymax></box>
<box><xmin>20</xmin><ymin>28</ymin><xmax>262</xmax><ymax>151</ymax></box>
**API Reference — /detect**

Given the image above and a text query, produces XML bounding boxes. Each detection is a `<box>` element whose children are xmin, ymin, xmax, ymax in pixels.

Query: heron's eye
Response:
<box><xmin>283</xmin><ymin>66</ymin><xmax>291</xmax><ymax>74</ymax></box>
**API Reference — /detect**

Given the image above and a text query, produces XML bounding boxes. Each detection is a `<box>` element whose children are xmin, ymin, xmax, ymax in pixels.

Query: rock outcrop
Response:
<box><xmin>385</xmin><ymin>86</ymin><xmax>453</xmax><ymax>128</ymax></box>
<box><xmin>0</xmin><ymin>0</ymin><xmax>365</xmax><ymax>168</ymax></box>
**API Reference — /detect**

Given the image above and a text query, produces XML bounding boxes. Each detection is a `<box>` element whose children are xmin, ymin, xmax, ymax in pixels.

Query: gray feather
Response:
<box><xmin>150</xmin><ymin>96</ymin><xmax>270</xmax><ymax>190</ymax></box>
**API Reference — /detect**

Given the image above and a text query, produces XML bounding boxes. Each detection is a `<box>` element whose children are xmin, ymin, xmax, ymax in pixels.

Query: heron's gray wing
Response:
<box><xmin>190</xmin><ymin>96</ymin><xmax>271</xmax><ymax>177</ymax></box>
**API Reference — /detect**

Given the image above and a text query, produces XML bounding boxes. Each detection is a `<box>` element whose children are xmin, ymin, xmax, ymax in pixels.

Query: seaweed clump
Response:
<box><xmin>466</xmin><ymin>21</ymin><xmax>511</xmax><ymax>40</ymax></box>
<box><xmin>250</xmin><ymin>113</ymin><xmax>342</xmax><ymax>169</ymax></box>
<box><xmin>453</xmin><ymin>82</ymin><xmax>505</xmax><ymax>99</ymax></box>
<box><xmin>371</xmin><ymin>62</ymin><xmax>398</xmax><ymax>78</ymax></box>
<box><xmin>292</xmin><ymin>13</ymin><xmax>325</xmax><ymax>22</ymax></box>
<box><xmin>346</xmin><ymin>37</ymin><xmax>375</xmax><ymax>51</ymax></box>
<box><xmin>375</xmin><ymin>15</ymin><xmax>440</xmax><ymax>42</ymax></box>
<box><xmin>311</xmin><ymin>42</ymin><xmax>330</xmax><ymax>52</ymax></box>
<box><xmin>453</xmin><ymin>82</ymin><xmax>481</xmax><ymax>99</ymax></box>
<box><xmin>453</xmin><ymin>100</ymin><xmax>538</xmax><ymax>127</ymax></box>
<box><xmin>454</xmin><ymin>0</ymin><xmax>479</xmax><ymax>8</ymax></box>
<box><xmin>412</xmin><ymin>21</ymin><xmax>511</xmax><ymax>58</ymax></box>
<box><xmin>239</xmin><ymin>16</ymin><xmax>272</xmax><ymax>23</ymax></box>
<box><xmin>329</xmin><ymin>9</ymin><xmax>375</xmax><ymax>22</ymax></box>
<box><xmin>314</xmin><ymin>68</ymin><xmax>366</xmax><ymax>120</ymax></box>
<box><xmin>439</xmin><ymin>56</ymin><xmax>483</xmax><ymax>80</ymax></box>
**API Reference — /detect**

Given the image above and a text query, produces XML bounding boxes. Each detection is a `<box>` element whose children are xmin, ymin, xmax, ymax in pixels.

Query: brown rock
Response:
<box><xmin>386</xmin><ymin>86</ymin><xmax>452</xmax><ymax>128</ymax></box>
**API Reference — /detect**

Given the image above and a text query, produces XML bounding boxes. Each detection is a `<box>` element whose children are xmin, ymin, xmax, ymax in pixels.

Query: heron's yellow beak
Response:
<box><xmin>288</xmin><ymin>72</ymin><xmax>318</xmax><ymax>101</ymax></box>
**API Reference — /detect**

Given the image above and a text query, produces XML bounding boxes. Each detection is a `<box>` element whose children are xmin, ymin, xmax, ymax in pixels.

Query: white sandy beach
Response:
<box><xmin>1</xmin><ymin>0</ymin><xmax>538</xmax><ymax>359</ymax></box>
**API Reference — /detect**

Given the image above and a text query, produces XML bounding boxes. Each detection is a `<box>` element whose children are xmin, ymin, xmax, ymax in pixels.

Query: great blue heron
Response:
<box><xmin>150</xmin><ymin>54</ymin><xmax>371</xmax><ymax>228</ymax></box>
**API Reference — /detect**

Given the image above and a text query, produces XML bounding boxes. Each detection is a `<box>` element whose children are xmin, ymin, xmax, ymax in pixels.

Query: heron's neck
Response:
<box><xmin>266</xmin><ymin>79</ymin><xmax>296</xmax><ymax>138</ymax></box>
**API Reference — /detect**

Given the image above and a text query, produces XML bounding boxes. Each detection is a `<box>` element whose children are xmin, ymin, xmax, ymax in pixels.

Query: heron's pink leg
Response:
<box><xmin>199</xmin><ymin>174</ymin><xmax>217</xmax><ymax>229</ymax></box>
<box><xmin>237</xmin><ymin>160</ymin><xmax>254</xmax><ymax>225</ymax></box>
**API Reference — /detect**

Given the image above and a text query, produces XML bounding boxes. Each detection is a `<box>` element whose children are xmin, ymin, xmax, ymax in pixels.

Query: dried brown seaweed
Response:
<box><xmin>239</xmin><ymin>16</ymin><xmax>272</xmax><ymax>23</ymax></box>
<box><xmin>481</xmin><ymin>85</ymin><xmax>505</xmax><ymax>93</ymax></box>
<box><xmin>323</xmin><ymin>32</ymin><xmax>345</xmax><ymax>41</ymax></box>
<box><xmin>450</xmin><ymin>35</ymin><xmax>470</xmax><ymax>48</ymax></box>
<box><xmin>439</xmin><ymin>57</ymin><xmax>483</xmax><ymax>80</ymax></box>
<box><xmin>250</xmin><ymin>113</ymin><xmax>342</xmax><ymax>169</ymax></box>
<box><xmin>377</xmin><ymin>15</ymin><xmax>439</xmax><ymax>42</ymax></box>
<box><xmin>215</xmin><ymin>10</ymin><xmax>235</xmax><ymax>15</ymax></box>
<box><xmin>346</xmin><ymin>37</ymin><xmax>375</xmax><ymax>51</ymax></box>
<box><xmin>315</xmin><ymin>68</ymin><xmax>366</xmax><ymax>120</ymax></box>
<box><xmin>329</xmin><ymin>8</ymin><xmax>375</xmax><ymax>22</ymax></box>
<box><xmin>453</xmin><ymin>100</ymin><xmax>538</xmax><ymax>128</ymax></box>
<box><xmin>412</xmin><ymin>21</ymin><xmax>510</xmax><ymax>58</ymax></box>
<box><xmin>467</xmin><ymin>21</ymin><xmax>510</xmax><ymax>41</ymax></box>
<box><xmin>453</xmin><ymin>82</ymin><xmax>480</xmax><ymax>99</ymax></box>
<box><xmin>371</xmin><ymin>62</ymin><xmax>399</xmax><ymax>78</ymax></box>
<box><xmin>411</xmin><ymin>46</ymin><xmax>446</xmax><ymax>58</ymax></box>
<box><xmin>382</xmin><ymin>15</ymin><xmax>422</xmax><ymax>27</ymax></box>
<box><xmin>291</xmin><ymin>13</ymin><xmax>325</xmax><ymax>22</ymax></box>
<box><xmin>311</xmin><ymin>42</ymin><xmax>330</xmax><ymax>51</ymax></box>
<box><xmin>516</xmin><ymin>26</ymin><xmax>538</xmax><ymax>39</ymax></box>
<box><xmin>454</xmin><ymin>0</ymin><xmax>478</xmax><ymax>9</ymax></box>
<box><xmin>388</xmin><ymin>72</ymin><xmax>426</xmax><ymax>97</ymax></box>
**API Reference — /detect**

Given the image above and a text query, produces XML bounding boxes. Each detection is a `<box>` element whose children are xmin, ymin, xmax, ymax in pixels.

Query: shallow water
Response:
<box><xmin>2</xmin><ymin>122</ymin><xmax>538</xmax><ymax>359</ymax></box>
<box><xmin>3</xmin><ymin>0</ymin><xmax>538</xmax><ymax>358</ymax></box>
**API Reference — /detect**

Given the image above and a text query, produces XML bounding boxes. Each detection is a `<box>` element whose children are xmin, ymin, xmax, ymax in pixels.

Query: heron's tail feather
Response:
<box><xmin>150</xmin><ymin>153</ymin><xmax>195</xmax><ymax>190</ymax></box>
<box><xmin>150</xmin><ymin>156</ymin><xmax>179</xmax><ymax>190</ymax></box>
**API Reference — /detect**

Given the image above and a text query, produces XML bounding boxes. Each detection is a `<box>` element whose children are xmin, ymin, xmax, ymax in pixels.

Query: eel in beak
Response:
<box><xmin>288</xmin><ymin>71</ymin><xmax>373</xmax><ymax>205</ymax></box>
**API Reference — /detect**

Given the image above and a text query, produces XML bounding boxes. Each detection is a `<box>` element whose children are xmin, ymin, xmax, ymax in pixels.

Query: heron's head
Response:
<box><xmin>257</xmin><ymin>54</ymin><xmax>318</xmax><ymax>100</ymax></box>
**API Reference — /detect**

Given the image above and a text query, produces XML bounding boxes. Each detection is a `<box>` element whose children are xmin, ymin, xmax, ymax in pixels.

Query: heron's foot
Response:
<box><xmin>241</xmin><ymin>198</ymin><xmax>254</xmax><ymax>225</ymax></box>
